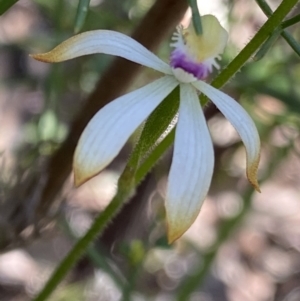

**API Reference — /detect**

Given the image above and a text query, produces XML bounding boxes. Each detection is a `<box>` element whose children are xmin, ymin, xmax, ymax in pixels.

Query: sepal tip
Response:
<box><xmin>30</xmin><ymin>53</ymin><xmax>54</xmax><ymax>63</ymax></box>
<box><xmin>247</xmin><ymin>156</ymin><xmax>261</xmax><ymax>192</ymax></box>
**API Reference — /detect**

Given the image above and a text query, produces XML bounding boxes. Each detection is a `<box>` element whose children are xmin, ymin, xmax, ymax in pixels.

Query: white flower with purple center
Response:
<box><xmin>31</xmin><ymin>15</ymin><xmax>260</xmax><ymax>243</ymax></box>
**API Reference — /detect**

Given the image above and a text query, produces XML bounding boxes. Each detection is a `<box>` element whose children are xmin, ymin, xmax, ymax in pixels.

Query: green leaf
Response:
<box><xmin>0</xmin><ymin>0</ymin><xmax>19</xmax><ymax>16</ymax></box>
<box><xmin>253</xmin><ymin>29</ymin><xmax>281</xmax><ymax>61</ymax></box>
<box><xmin>135</xmin><ymin>127</ymin><xmax>175</xmax><ymax>184</ymax></box>
<box><xmin>282</xmin><ymin>13</ymin><xmax>300</xmax><ymax>29</ymax></box>
<box><xmin>280</xmin><ymin>31</ymin><xmax>300</xmax><ymax>57</ymax></box>
<box><xmin>128</xmin><ymin>86</ymin><xmax>180</xmax><ymax>174</ymax></box>
<box><xmin>74</xmin><ymin>0</ymin><xmax>91</xmax><ymax>34</ymax></box>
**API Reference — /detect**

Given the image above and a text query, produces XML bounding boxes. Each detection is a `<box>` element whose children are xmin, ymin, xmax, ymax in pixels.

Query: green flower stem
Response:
<box><xmin>255</xmin><ymin>0</ymin><xmax>300</xmax><ymax>56</ymax></box>
<box><xmin>32</xmin><ymin>1</ymin><xmax>298</xmax><ymax>300</ymax></box>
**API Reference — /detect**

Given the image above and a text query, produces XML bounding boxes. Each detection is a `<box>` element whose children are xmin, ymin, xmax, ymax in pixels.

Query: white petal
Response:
<box><xmin>31</xmin><ymin>30</ymin><xmax>172</xmax><ymax>75</ymax></box>
<box><xmin>193</xmin><ymin>80</ymin><xmax>261</xmax><ymax>191</ymax></box>
<box><xmin>166</xmin><ymin>84</ymin><xmax>214</xmax><ymax>243</ymax></box>
<box><xmin>74</xmin><ymin>76</ymin><xmax>178</xmax><ymax>186</ymax></box>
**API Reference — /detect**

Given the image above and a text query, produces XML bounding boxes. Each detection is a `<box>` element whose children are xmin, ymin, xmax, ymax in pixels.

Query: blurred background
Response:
<box><xmin>0</xmin><ymin>0</ymin><xmax>300</xmax><ymax>300</ymax></box>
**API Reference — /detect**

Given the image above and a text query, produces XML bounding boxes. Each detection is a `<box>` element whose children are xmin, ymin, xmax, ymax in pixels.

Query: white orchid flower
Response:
<box><xmin>31</xmin><ymin>15</ymin><xmax>260</xmax><ymax>243</ymax></box>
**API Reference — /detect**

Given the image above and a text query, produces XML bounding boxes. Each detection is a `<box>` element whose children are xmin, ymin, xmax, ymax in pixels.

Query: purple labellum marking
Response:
<box><xmin>170</xmin><ymin>49</ymin><xmax>210</xmax><ymax>80</ymax></box>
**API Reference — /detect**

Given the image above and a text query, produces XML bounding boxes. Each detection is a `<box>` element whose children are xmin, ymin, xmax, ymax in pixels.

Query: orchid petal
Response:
<box><xmin>31</xmin><ymin>30</ymin><xmax>172</xmax><ymax>75</ymax></box>
<box><xmin>166</xmin><ymin>84</ymin><xmax>214</xmax><ymax>243</ymax></box>
<box><xmin>193</xmin><ymin>80</ymin><xmax>261</xmax><ymax>191</ymax></box>
<box><xmin>74</xmin><ymin>76</ymin><xmax>178</xmax><ymax>186</ymax></box>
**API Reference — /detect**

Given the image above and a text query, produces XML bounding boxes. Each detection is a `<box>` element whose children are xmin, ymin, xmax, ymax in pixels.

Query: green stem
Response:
<box><xmin>255</xmin><ymin>0</ymin><xmax>277</xmax><ymax>15</ymax></box>
<box><xmin>255</xmin><ymin>0</ymin><xmax>300</xmax><ymax>56</ymax></box>
<box><xmin>74</xmin><ymin>0</ymin><xmax>91</xmax><ymax>33</ymax></box>
<box><xmin>188</xmin><ymin>0</ymin><xmax>202</xmax><ymax>35</ymax></box>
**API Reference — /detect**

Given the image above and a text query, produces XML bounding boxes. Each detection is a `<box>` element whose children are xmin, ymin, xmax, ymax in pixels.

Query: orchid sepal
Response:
<box><xmin>74</xmin><ymin>76</ymin><xmax>178</xmax><ymax>186</ymax></box>
<box><xmin>166</xmin><ymin>84</ymin><xmax>214</xmax><ymax>243</ymax></box>
<box><xmin>30</xmin><ymin>30</ymin><xmax>172</xmax><ymax>75</ymax></box>
<box><xmin>192</xmin><ymin>80</ymin><xmax>261</xmax><ymax>192</ymax></box>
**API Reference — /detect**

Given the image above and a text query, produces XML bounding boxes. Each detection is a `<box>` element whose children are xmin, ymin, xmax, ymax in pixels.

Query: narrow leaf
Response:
<box><xmin>280</xmin><ymin>31</ymin><xmax>300</xmax><ymax>57</ymax></box>
<box><xmin>74</xmin><ymin>0</ymin><xmax>91</xmax><ymax>34</ymax></box>
<box><xmin>253</xmin><ymin>29</ymin><xmax>281</xmax><ymax>61</ymax></box>
<box><xmin>188</xmin><ymin>0</ymin><xmax>202</xmax><ymax>35</ymax></box>
<box><xmin>128</xmin><ymin>86</ymin><xmax>180</xmax><ymax>171</ymax></box>
<box><xmin>282</xmin><ymin>13</ymin><xmax>300</xmax><ymax>29</ymax></box>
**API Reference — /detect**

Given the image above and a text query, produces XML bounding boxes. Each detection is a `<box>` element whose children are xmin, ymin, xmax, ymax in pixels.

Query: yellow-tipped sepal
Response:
<box><xmin>192</xmin><ymin>80</ymin><xmax>261</xmax><ymax>192</ymax></box>
<box><xmin>166</xmin><ymin>84</ymin><xmax>214</xmax><ymax>243</ymax></box>
<box><xmin>31</xmin><ymin>30</ymin><xmax>172</xmax><ymax>74</ymax></box>
<box><xmin>73</xmin><ymin>76</ymin><xmax>178</xmax><ymax>187</ymax></box>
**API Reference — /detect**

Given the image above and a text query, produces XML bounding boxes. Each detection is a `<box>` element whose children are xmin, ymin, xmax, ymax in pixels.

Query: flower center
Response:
<box><xmin>169</xmin><ymin>15</ymin><xmax>228</xmax><ymax>83</ymax></box>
